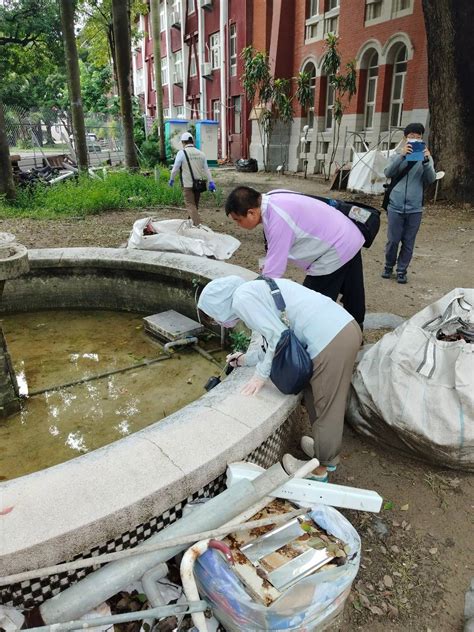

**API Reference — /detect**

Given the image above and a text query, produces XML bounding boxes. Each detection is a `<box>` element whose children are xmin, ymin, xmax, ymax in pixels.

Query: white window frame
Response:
<box><xmin>325</xmin><ymin>82</ymin><xmax>334</xmax><ymax>130</ymax></box>
<box><xmin>135</xmin><ymin>66</ymin><xmax>144</xmax><ymax>94</ymax></box>
<box><xmin>189</xmin><ymin>45</ymin><xmax>197</xmax><ymax>77</ymax></box>
<box><xmin>364</xmin><ymin>51</ymin><xmax>379</xmax><ymax>129</ymax></box>
<box><xmin>176</xmin><ymin>105</ymin><xmax>185</xmax><ymax>119</ymax></box>
<box><xmin>212</xmin><ymin>99</ymin><xmax>220</xmax><ymax>121</ymax></box>
<box><xmin>163</xmin><ymin>108</ymin><xmax>170</xmax><ymax>119</ymax></box>
<box><xmin>365</xmin><ymin>0</ymin><xmax>383</xmax><ymax>22</ymax></box>
<box><xmin>232</xmin><ymin>95</ymin><xmax>241</xmax><ymax>134</ymax></box>
<box><xmin>229</xmin><ymin>23</ymin><xmax>237</xmax><ymax>77</ymax></box>
<box><xmin>187</xmin><ymin>0</ymin><xmax>195</xmax><ymax>14</ymax></box>
<box><xmin>308</xmin><ymin>0</ymin><xmax>319</xmax><ymax>18</ymax></box>
<box><xmin>160</xmin><ymin>3</ymin><xmax>165</xmax><ymax>31</ymax></box>
<box><xmin>389</xmin><ymin>46</ymin><xmax>407</xmax><ymax>128</ymax></box>
<box><xmin>173</xmin><ymin>49</ymin><xmax>183</xmax><ymax>83</ymax></box>
<box><xmin>161</xmin><ymin>56</ymin><xmax>168</xmax><ymax>86</ymax></box>
<box><xmin>326</xmin><ymin>0</ymin><xmax>339</xmax><ymax>9</ymax></box>
<box><xmin>302</xmin><ymin>62</ymin><xmax>317</xmax><ymax>129</ymax></box>
<box><xmin>392</xmin><ymin>0</ymin><xmax>412</xmax><ymax>16</ymax></box>
<box><xmin>209</xmin><ymin>32</ymin><xmax>220</xmax><ymax>70</ymax></box>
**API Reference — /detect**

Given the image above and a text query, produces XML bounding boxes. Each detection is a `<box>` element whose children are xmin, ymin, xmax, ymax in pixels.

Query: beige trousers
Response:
<box><xmin>303</xmin><ymin>320</ymin><xmax>362</xmax><ymax>467</ymax></box>
<box><xmin>183</xmin><ymin>188</ymin><xmax>202</xmax><ymax>226</ymax></box>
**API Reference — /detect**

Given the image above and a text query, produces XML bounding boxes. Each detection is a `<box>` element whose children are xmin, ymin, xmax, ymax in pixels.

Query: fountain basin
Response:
<box><xmin>0</xmin><ymin>249</ymin><xmax>299</xmax><ymax>607</ymax></box>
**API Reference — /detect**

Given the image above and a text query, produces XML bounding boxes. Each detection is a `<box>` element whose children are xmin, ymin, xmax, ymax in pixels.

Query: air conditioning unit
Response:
<box><xmin>170</xmin><ymin>11</ymin><xmax>181</xmax><ymax>27</ymax></box>
<box><xmin>201</xmin><ymin>62</ymin><xmax>212</xmax><ymax>78</ymax></box>
<box><xmin>200</xmin><ymin>0</ymin><xmax>213</xmax><ymax>9</ymax></box>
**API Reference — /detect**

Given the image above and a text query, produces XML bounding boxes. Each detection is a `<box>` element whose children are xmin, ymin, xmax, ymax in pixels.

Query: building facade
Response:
<box><xmin>134</xmin><ymin>0</ymin><xmax>429</xmax><ymax>172</ymax></box>
<box><xmin>132</xmin><ymin>0</ymin><xmax>253</xmax><ymax>162</ymax></box>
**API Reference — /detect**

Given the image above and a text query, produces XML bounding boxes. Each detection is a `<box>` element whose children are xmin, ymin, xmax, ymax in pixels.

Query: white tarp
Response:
<box><xmin>127</xmin><ymin>218</ymin><xmax>240</xmax><ymax>260</ymax></box>
<box><xmin>348</xmin><ymin>149</ymin><xmax>395</xmax><ymax>195</ymax></box>
<box><xmin>348</xmin><ymin>289</ymin><xmax>474</xmax><ymax>471</ymax></box>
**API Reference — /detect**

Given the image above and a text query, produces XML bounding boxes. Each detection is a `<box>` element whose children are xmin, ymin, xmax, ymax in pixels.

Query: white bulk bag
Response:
<box><xmin>127</xmin><ymin>218</ymin><xmax>240</xmax><ymax>260</ymax></box>
<box><xmin>348</xmin><ymin>289</ymin><xmax>474</xmax><ymax>470</ymax></box>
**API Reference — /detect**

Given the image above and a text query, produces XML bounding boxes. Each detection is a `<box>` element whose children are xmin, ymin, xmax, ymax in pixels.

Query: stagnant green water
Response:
<box><xmin>0</xmin><ymin>310</ymin><xmax>224</xmax><ymax>480</ymax></box>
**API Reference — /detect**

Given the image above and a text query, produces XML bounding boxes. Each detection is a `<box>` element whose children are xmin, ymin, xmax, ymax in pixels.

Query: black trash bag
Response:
<box><xmin>235</xmin><ymin>158</ymin><xmax>258</xmax><ymax>173</ymax></box>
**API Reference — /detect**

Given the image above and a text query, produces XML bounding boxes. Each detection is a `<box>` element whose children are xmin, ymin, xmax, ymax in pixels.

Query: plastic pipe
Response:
<box><xmin>36</xmin><ymin>463</ymin><xmax>290</xmax><ymax>625</ymax></box>
<box><xmin>163</xmin><ymin>336</ymin><xmax>198</xmax><ymax>353</ymax></box>
<box><xmin>180</xmin><ymin>539</ymin><xmax>233</xmax><ymax>632</ymax></box>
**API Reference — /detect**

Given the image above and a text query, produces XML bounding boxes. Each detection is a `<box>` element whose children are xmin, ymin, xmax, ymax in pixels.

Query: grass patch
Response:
<box><xmin>0</xmin><ymin>170</ymin><xmax>186</xmax><ymax>219</ymax></box>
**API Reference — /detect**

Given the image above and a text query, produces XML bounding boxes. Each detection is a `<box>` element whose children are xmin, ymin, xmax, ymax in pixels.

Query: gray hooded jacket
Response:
<box><xmin>384</xmin><ymin>153</ymin><xmax>436</xmax><ymax>214</ymax></box>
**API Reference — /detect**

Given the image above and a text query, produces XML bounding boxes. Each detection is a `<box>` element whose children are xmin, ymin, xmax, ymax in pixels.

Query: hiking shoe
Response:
<box><xmin>282</xmin><ymin>454</ymin><xmax>328</xmax><ymax>482</ymax></box>
<box><xmin>397</xmin><ymin>272</ymin><xmax>407</xmax><ymax>284</ymax></box>
<box><xmin>381</xmin><ymin>267</ymin><xmax>393</xmax><ymax>279</ymax></box>
<box><xmin>300</xmin><ymin>436</ymin><xmax>337</xmax><ymax>471</ymax></box>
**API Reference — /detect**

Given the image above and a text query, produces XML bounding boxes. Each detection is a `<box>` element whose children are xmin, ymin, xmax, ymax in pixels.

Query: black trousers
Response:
<box><xmin>303</xmin><ymin>251</ymin><xmax>365</xmax><ymax>328</ymax></box>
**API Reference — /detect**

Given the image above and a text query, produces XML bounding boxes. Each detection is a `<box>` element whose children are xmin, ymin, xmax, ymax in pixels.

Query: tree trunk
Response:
<box><xmin>59</xmin><ymin>0</ymin><xmax>89</xmax><ymax>171</ymax></box>
<box><xmin>150</xmin><ymin>0</ymin><xmax>166</xmax><ymax>162</ymax></box>
<box><xmin>111</xmin><ymin>0</ymin><xmax>139</xmax><ymax>170</ymax></box>
<box><xmin>0</xmin><ymin>99</ymin><xmax>15</xmax><ymax>200</ymax></box>
<box><xmin>422</xmin><ymin>0</ymin><xmax>474</xmax><ymax>203</ymax></box>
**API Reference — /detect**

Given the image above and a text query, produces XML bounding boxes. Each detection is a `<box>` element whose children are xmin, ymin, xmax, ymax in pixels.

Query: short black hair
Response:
<box><xmin>225</xmin><ymin>186</ymin><xmax>261</xmax><ymax>216</ymax></box>
<box><xmin>403</xmin><ymin>123</ymin><xmax>425</xmax><ymax>136</ymax></box>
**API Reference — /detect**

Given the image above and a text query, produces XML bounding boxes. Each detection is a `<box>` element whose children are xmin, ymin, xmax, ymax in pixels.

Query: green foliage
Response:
<box><xmin>322</xmin><ymin>34</ymin><xmax>357</xmax><ymax>177</ymax></box>
<box><xmin>241</xmin><ymin>46</ymin><xmax>312</xmax><ymax>171</ymax></box>
<box><xmin>80</xmin><ymin>62</ymin><xmax>112</xmax><ymax>114</ymax></box>
<box><xmin>229</xmin><ymin>330</ymin><xmax>251</xmax><ymax>353</ymax></box>
<box><xmin>0</xmin><ymin>170</ymin><xmax>183</xmax><ymax>218</ymax></box>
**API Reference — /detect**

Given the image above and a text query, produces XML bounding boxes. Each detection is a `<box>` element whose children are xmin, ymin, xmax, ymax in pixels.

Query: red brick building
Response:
<box><xmin>134</xmin><ymin>0</ymin><xmax>429</xmax><ymax>171</ymax></box>
<box><xmin>248</xmin><ymin>0</ymin><xmax>429</xmax><ymax>172</ymax></box>
<box><xmin>132</xmin><ymin>0</ymin><xmax>253</xmax><ymax>161</ymax></box>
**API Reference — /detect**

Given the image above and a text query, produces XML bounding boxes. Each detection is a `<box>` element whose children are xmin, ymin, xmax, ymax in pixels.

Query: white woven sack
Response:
<box><xmin>348</xmin><ymin>288</ymin><xmax>474</xmax><ymax>470</ymax></box>
<box><xmin>127</xmin><ymin>218</ymin><xmax>240</xmax><ymax>260</ymax></box>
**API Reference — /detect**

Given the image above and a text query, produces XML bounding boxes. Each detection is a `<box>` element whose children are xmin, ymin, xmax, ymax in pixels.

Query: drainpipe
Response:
<box><xmin>219</xmin><ymin>0</ymin><xmax>228</xmax><ymax>160</ymax></box>
<box><xmin>197</xmin><ymin>2</ymin><xmax>206</xmax><ymax>118</ymax></box>
<box><xmin>34</xmin><ymin>463</ymin><xmax>292</xmax><ymax>625</ymax></box>
<box><xmin>163</xmin><ymin>336</ymin><xmax>198</xmax><ymax>353</ymax></box>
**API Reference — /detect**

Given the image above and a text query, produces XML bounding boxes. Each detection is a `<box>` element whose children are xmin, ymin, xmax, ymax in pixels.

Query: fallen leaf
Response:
<box><xmin>429</xmin><ymin>547</ymin><xmax>438</xmax><ymax>555</ymax></box>
<box><xmin>383</xmin><ymin>500</ymin><xmax>394</xmax><ymax>510</ymax></box>
<box><xmin>0</xmin><ymin>506</ymin><xmax>14</xmax><ymax>515</ymax></box>
<box><xmin>360</xmin><ymin>594</ymin><xmax>371</xmax><ymax>609</ymax></box>
<box><xmin>384</xmin><ymin>575</ymin><xmax>394</xmax><ymax>588</ymax></box>
<box><xmin>390</xmin><ymin>545</ymin><xmax>400</xmax><ymax>554</ymax></box>
<box><xmin>370</xmin><ymin>605</ymin><xmax>384</xmax><ymax>615</ymax></box>
<box><xmin>400</xmin><ymin>503</ymin><xmax>409</xmax><ymax>511</ymax></box>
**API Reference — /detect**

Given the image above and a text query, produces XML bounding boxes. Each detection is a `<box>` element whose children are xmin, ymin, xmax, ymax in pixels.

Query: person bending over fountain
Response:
<box><xmin>197</xmin><ymin>275</ymin><xmax>361</xmax><ymax>483</ymax></box>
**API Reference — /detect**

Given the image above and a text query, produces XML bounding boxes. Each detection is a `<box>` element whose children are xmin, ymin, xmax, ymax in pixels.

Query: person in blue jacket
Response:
<box><xmin>382</xmin><ymin>123</ymin><xmax>436</xmax><ymax>284</ymax></box>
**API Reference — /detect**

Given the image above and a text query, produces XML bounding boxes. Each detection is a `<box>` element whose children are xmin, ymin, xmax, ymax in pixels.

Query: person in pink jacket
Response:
<box><xmin>225</xmin><ymin>186</ymin><xmax>366</xmax><ymax>329</ymax></box>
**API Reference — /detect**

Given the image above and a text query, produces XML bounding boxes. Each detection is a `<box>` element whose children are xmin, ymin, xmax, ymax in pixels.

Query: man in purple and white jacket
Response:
<box><xmin>225</xmin><ymin>186</ymin><xmax>366</xmax><ymax>329</ymax></box>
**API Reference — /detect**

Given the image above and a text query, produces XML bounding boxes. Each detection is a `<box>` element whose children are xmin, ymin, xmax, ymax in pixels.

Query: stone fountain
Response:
<box><xmin>0</xmin><ymin>233</ymin><xmax>29</xmax><ymax>417</ymax></box>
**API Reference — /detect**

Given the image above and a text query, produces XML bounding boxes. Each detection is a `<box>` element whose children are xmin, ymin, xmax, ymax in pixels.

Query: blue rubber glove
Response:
<box><xmin>168</xmin><ymin>178</ymin><xmax>174</xmax><ymax>187</ymax></box>
<box><xmin>208</xmin><ymin>181</ymin><xmax>216</xmax><ymax>192</ymax></box>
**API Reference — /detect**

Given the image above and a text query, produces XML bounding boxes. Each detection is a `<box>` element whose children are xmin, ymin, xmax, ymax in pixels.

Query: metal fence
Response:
<box><xmin>4</xmin><ymin>105</ymin><xmax>125</xmax><ymax>170</ymax></box>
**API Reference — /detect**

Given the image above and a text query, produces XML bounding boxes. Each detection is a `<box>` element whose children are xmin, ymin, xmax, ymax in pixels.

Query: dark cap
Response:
<box><xmin>403</xmin><ymin>123</ymin><xmax>425</xmax><ymax>136</ymax></box>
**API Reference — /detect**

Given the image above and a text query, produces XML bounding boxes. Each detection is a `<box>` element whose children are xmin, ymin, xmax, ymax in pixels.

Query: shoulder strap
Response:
<box><xmin>389</xmin><ymin>160</ymin><xmax>417</xmax><ymax>189</ymax></box>
<box><xmin>182</xmin><ymin>150</ymin><xmax>196</xmax><ymax>183</ymax></box>
<box><xmin>258</xmin><ymin>275</ymin><xmax>286</xmax><ymax>312</ymax></box>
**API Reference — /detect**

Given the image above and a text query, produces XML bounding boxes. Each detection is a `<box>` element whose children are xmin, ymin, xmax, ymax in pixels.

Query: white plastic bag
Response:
<box><xmin>348</xmin><ymin>289</ymin><xmax>474</xmax><ymax>470</ymax></box>
<box><xmin>194</xmin><ymin>504</ymin><xmax>360</xmax><ymax>631</ymax></box>
<box><xmin>127</xmin><ymin>218</ymin><xmax>240</xmax><ymax>260</ymax></box>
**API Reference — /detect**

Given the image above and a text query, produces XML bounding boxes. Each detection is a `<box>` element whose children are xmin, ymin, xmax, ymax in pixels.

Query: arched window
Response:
<box><xmin>364</xmin><ymin>51</ymin><xmax>379</xmax><ymax>129</ymax></box>
<box><xmin>302</xmin><ymin>61</ymin><xmax>317</xmax><ymax>128</ymax></box>
<box><xmin>389</xmin><ymin>45</ymin><xmax>407</xmax><ymax>127</ymax></box>
<box><xmin>325</xmin><ymin>82</ymin><xmax>334</xmax><ymax>130</ymax></box>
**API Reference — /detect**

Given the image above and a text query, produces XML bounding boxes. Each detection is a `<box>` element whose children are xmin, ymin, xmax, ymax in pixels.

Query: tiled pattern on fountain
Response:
<box><xmin>1</xmin><ymin>417</ymin><xmax>293</xmax><ymax>609</ymax></box>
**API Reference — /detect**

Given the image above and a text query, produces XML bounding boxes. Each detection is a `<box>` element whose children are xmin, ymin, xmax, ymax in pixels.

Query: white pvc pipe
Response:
<box><xmin>219</xmin><ymin>0</ymin><xmax>228</xmax><ymax>159</ymax></box>
<box><xmin>180</xmin><ymin>540</ymin><xmax>211</xmax><ymax>632</ymax></box>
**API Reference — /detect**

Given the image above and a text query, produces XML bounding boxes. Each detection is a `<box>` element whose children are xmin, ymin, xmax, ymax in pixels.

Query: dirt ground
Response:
<box><xmin>2</xmin><ymin>170</ymin><xmax>473</xmax><ymax>631</ymax></box>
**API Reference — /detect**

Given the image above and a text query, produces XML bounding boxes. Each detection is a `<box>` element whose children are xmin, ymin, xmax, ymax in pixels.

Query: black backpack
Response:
<box><xmin>382</xmin><ymin>161</ymin><xmax>417</xmax><ymax>210</ymax></box>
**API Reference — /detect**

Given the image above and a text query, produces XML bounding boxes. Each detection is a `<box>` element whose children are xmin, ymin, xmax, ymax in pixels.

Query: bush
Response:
<box><xmin>0</xmin><ymin>171</ymin><xmax>184</xmax><ymax>218</ymax></box>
